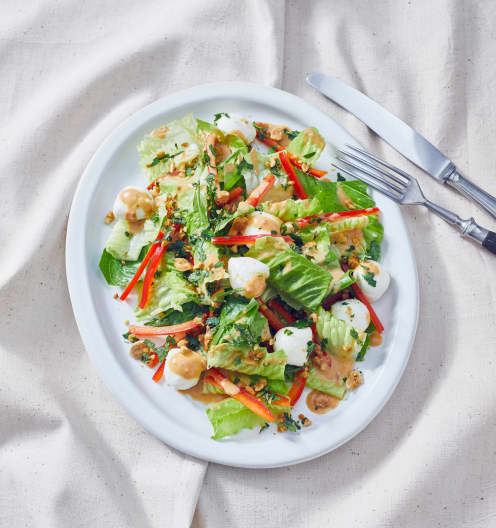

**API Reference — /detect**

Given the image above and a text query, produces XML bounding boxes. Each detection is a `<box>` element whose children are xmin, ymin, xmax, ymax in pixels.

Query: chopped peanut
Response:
<box><xmin>346</xmin><ymin>370</ymin><xmax>363</xmax><ymax>390</ymax></box>
<box><xmin>104</xmin><ymin>211</ymin><xmax>115</xmax><ymax>224</ymax></box>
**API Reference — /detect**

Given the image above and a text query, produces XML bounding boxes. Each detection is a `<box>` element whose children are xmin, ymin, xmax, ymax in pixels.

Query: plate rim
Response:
<box><xmin>66</xmin><ymin>81</ymin><xmax>419</xmax><ymax>468</ymax></box>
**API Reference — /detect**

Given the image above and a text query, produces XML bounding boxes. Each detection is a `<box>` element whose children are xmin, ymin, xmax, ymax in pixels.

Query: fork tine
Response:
<box><xmin>336</xmin><ymin>154</ymin><xmax>406</xmax><ymax>194</ymax></box>
<box><xmin>331</xmin><ymin>162</ymin><xmax>401</xmax><ymax>202</ymax></box>
<box><xmin>338</xmin><ymin>149</ymin><xmax>408</xmax><ymax>188</ymax></box>
<box><xmin>344</xmin><ymin>144</ymin><xmax>413</xmax><ymax>181</ymax></box>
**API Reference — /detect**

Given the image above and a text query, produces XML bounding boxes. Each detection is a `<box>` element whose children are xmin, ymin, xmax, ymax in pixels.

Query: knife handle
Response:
<box><xmin>446</xmin><ymin>170</ymin><xmax>496</xmax><ymax>219</ymax></box>
<box><xmin>424</xmin><ymin>200</ymin><xmax>496</xmax><ymax>255</ymax></box>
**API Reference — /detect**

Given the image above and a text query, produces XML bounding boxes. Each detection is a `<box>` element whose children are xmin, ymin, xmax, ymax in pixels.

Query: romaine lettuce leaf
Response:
<box><xmin>246</xmin><ymin>237</ymin><xmax>332</xmax><ymax>312</ymax></box>
<box><xmin>287</xmin><ymin>127</ymin><xmax>325</xmax><ymax>166</ymax></box>
<box><xmin>297</xmin><ymin>171</ymin><xmax>376</xmax><ymax>212</ymax></box>
<box><xmin>99</xmin><ymin>247</ymin><xmax>146</xmax><ymax>286</ymax></box>
<box><xmin>138</xmin><ymin>114</ymin><xmax>201</xmax><ymax>182</ymax></box>
<box><xmin>316</xmin><ymin>307</ymin><xmax>365</xmax><ymax>359</ymax></box>
<box><xmin>362</xmin><ymin>215</ymin><xmax>384</xmax><ymax>260</ymax></box>
<box><xmin>144</xmin><ymin>301</ymin><xmax>207</xmax><ymax>327</ymax></box>
<box><xmin>134</xmin><ymin>254</ymin><xmax>199</xmax><ymax>320</ymax></box>
<box><xmin>206</xmin><ymin>397</ymin><xmax>290</xmax><ymax>439</ymax></box>
<box><xmin>207</xmin><ymin>398</ymin><xmax>265</xmax><ymax>439</ymax></box>
<box><xmin>260</xmin><ymin>197</ymin><xmax>322</xmax><ymax>221</ymax></box>
<box><xmin>105</xmin><ymin>203</ymin><xmax>166</xmax><ymax>261</ymax></box>
<box><xmin>207</xmin><ymin>345</ymin><xmax>287</xmax><ymax>379</ymax></box>
<box><xmin>306</xmin><ymin>367</ymin><xmax>347</xmax><ymax>399</ymax></box>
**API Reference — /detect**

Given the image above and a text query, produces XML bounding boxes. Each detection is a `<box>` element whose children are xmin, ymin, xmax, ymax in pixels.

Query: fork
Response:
<box><xmin>333</xmin><ymin>145</ymin><xmax>496</xmax><ymax>255</ymax></box>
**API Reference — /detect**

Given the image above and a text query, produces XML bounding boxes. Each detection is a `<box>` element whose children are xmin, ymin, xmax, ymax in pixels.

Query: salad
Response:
<box><xmin>99</xmin><ymin>112</ymin><xmax>390</xmax><ymax>439</ymax></box>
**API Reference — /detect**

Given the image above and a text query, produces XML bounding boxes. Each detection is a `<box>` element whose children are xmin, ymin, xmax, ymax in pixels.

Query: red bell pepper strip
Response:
<box><xmin>205</xmin><ymin>133</ymin><xmax>218</xmax><ymax>182</ymax></box>
<box><xmin>267</xmin><ymin>300</ymin><xmax>296</xmax><ymax>325</ymax></box>
<box><xmin>139</xmin><ymin>241</ymin><xmax>168</xmax><ymax>309</ymax></box>
<box><xmin>152</xmin><ymin>359</ymin><xmax>166</xmax><ymax>383</ymax></box>
<box><xmin>246</xmin><ymin>173</ymin><xmax>275</xmax><ymax>207</ymax></box>
<box><xmin>287</xmin><ymin>154</ymin><xmax>327</xmax><ymax>178</ymax></box>
<box><xmin>341</xmin><ymin>261</ymin><xmax>384</xmax><ymax>333</ymax></box>
<box><xmin>256</xmin><ymin>299</ymin><xmax>285</xmax><ymax>331</ymax></box>
<box><xmin>206</xmin><ymin>369</ymin><xmax>275</xmax><ymax>422</ymax></box>
<box><xmin>211</xmin><ymin>234</ymin><xmax>293</xmax><ymax>246</ymax></box>
<box><xmin>295</xmin><ymin>207</ymin><xmax>380</xmax><ymax>228</ymax></box>
<box><xmin>147</xmin><ymin>353</ymin><xmax>160</xmax><ymax>369</ymax></box>
<box><xmin>254</xmin><ymin>127</ymin><xmax>327</xmax><ymax>178</ymax></box>
<box><xmin>350</xmin><ymin>282</ymin><xmax>384</xmax><ymax>333</ymax></box>
<box><xmin>120</xmin><ymin>231</ymin><xmax>165</xmax><ymax>301</ymax></box>
<box><xmin>287</xmin><ymin>370</ymin><xmax>307</xmax><ymax>406</ymax></box>
<box><xmin>219</xmin><ymin>186</ymin><xmax>243</xmax><ymax>206</ymax></box>
<box><xmin>128</xmin><ymin>319</ymin><xmax>203</xmax><ymax>337</ymax></box>
<box><xmin>279</xmin><ymin>151</ymin><xmax>308</xmax><ymax>199</ymax></box>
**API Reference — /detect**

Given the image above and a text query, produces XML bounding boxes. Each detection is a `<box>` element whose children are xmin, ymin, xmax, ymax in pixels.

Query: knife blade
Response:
<box><xmin>307</xmin><ymin>72</ymin><xmax>496</xmax><ymax>219</ymax></box>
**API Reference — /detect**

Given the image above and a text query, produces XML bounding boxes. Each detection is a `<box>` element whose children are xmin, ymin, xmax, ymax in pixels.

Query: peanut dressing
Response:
<box><xmin>306</xmin><ymin>390</ymin><xmax>340</xmax><ymax>414</ymax></box>
<box><xmin>119</xmin><ymin>188</ymin><xmax>154</xmax><ymax>233</ymax></box>
<box><xmin>180</xmin><ymin>378</ymin><xmax>228</xmax><ymax>404</ymax></box>
<box><xmin>169</xmin><ymin>348</ymin><xmax>206</xmax><ymax>379</ymax></box>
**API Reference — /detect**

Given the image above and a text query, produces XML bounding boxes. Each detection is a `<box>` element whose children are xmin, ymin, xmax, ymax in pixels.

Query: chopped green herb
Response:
<box><xmin>303</xmin><ymin>152</ymin><xmax>316</xmax><ymax>159</ymax></box>
<box><xmin>337</xmin><ymin>173</ymin><xmax>346</xmax><ymax>182</ymax></box>
<box><xmin>363</xmin><ymin>271</ymin><xmax>377</xmax><ymax>287</ymax></box>
<box><xmin>186</xmin><ymin>334</ymin><xmax>201</xmax><ymax>351</ymax></box>
<box><xmin>280</xmin><ymin>412</ymin><xmax>301</xmax><ymax>432</ymax></box>
<box><xmin>259</xmin><ymin>422</ymin><xmax>269</xmax><ymax>433</ymax></box>
<box><xmin>284</xmin><ymin>128</ymin><xmax>300</xmax><ymax>140</ymax></box>
<box><xmin>124</xmin><ymin>231</ymin><xmax>131</xmax><ymax>238</ymax></box>
<box><xmin>284</xmin><ymin>329</ymin><xmax>293</xmax><ymax>336</ymax></box>
<box><xmin>205</xmin><ymin>316</ymin><xmax>220</xmax><ymax>328</ymax></box>
<box><xmin>154</xmin><ymin>270</ymin><xmax>162</xmax><ymax>278</ymax></box>
<box><xmin>147</xmin><ymin>150</ymin><xmax>183</xmax><ymax>168</ymax></box>
<box><xmin>214</xmin><ymin>112</ymin><xmax>230</xmax><ymax>123</ymax></box>
<box><xmin>293</xmin><ymin>318</ymin><xmax>313</xmax><ymax>329</ymax></box>
<box><xmin>306</xmin><ymin>341</ymin><xmax>315</xmax><ymax>355</ymax></box>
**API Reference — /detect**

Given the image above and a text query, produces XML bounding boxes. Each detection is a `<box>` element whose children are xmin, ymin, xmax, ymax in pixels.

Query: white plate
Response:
<box><xmin>66</xmin><ymin>82</ymin><xmax>418</xmax><ymax>468</ymax></box>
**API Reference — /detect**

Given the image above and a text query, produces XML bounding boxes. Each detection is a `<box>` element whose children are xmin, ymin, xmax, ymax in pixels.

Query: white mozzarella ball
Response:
<box><xmin>331</xmin><ymin>299</ymin><xmax>371</xmax><ymax>332</ymax></box>
<box><xmin>228</xmin><ymin>257</ymin><xmax>270</xmax><ymax>298</ymax></box>
<box><xmin>243</xmin><ymin>211</ymin><xmax>282</xmax><ymax>236</ymax></box>
<box><xmin>216</xmin><ymin>113</ymin><xmax>256</xmax><ymax>143</ymax></box>
<box><xmin>353</xmin><ymin>260</ymin><xmax>390</xmax><ymax>302</ymax></box>
<box><xmin>274</xmin><ymin>326</ymin><xmax>313</xmax><ymax>366</ymax></box>
<box><xmin>113</xmin><ymin>186</ymin><xmax>152</xmax><ymax>220</ymax></box>
<box><xmin>163</xmin><ymin>348</ymin><xmax>200</xmax><ymax>390</ymax></box>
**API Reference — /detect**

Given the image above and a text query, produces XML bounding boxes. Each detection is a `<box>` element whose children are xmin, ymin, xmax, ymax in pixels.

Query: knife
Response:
<box><xmin>307</xmin><ymin>72</ymin><xmax>496</xmax><ymax>219</ymax></box>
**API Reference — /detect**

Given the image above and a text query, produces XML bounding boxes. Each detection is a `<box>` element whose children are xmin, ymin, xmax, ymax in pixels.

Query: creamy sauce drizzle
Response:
<box><xmin>119</xmin><ymin>188</ymin><xmax>154</xmax><ymax>232</ymax></box>
<box><xmin>169</xmin><ymin>348</ymin><xmax>206</xmax><ymax>379</ymax></box>
<box><xmin>179</xmin><ymin>378</ymin><xmax>227</xmax><ymax>404</ymax></box>
<box><xmin>336</xmin><ymin>183</ymin><xmax>355</xmax><ymax>209</ymax></box>
<box><xmin>306</xmin><ymin>390</ymin><xmax>340</xmax><ymax>414</ymax></box>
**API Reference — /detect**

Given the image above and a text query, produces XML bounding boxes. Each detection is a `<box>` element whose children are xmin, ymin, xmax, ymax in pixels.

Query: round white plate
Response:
<box><xmin>66</xmin><ymin>82</ymin><xmax>418</xmax><ymax>468</ymax></box>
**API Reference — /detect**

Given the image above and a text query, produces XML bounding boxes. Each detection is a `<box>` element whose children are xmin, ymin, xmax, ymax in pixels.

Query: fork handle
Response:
<box><xmin>446</xmin><ymin>170</ymin><xmax>496</xmax><ymax>219</ymax></box>
<box><xmin>424</xmin><ymin>200</ymin><xmax>496</xmax><ymax>255</ymax></box>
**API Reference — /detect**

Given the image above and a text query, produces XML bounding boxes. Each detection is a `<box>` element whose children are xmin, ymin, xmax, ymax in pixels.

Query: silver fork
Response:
<box><xmin>333</xmin><ymin>145</ymin><xmax>496</xmax><ymax>255</ymax></box>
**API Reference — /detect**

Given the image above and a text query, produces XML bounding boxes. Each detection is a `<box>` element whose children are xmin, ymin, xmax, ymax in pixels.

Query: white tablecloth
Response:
<box><xmin>1</xmin><ymin>1</ymin><xmax>495</xmax><ymax>527</ymax></box>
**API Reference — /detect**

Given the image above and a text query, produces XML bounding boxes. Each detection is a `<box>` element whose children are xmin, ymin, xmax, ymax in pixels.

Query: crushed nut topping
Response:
<box><xmin>104</xmin><ymin>211</ymin><xmax>115</xmax><ymax>224</ymax></box>
<box><xmin>346</xmin><ymin>370</ymin><xmax>363</xmax><ymax>390</ymax></box>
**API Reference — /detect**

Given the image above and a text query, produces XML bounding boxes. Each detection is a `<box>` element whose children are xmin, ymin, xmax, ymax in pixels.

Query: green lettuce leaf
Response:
<box><xmin>144</xmin><ymin>302</ymin><xmax>207</xmax><ymax>327</ymax></box>
<box><xmin>287</xmin><ymin>127</ymin><xmax>325</xmax><ymax>166</ymax></box>
<box><xmin>207</xmin><ymin>398</ymin><xmax>265</xmax><ymax>439</ymax></box>
<box><xmin>99</xmin><ymin>247</ymin><xmax>146</xmax><ymax>286</ymax></box>
<box><xmin>208</xmin><ymin>345</ymin><xmax>287</xmax><ymax>380</ymax></box>
<box><xmin>362</xmin><ymin>215</ymin><xmax>384</xmax><ymax>260</ymax></box>
<box><xmin>306</xmin><ymin>367</ymin><xmax>347</xmax><ymax>399</ymax></box>
<box><xmin>206</xmin><ymin>397</ymin><xmax>290</xmax><ymax>439</ymax></box>
<box><xmin>246</xmin><ymin>236</ymin><xmax>332</xmax><ymax>312</ymax></box>
<box><xmin>316</xmin><ymin>307</ymin><xmax>365</xmax><ymax>360</ymax></box>
<box><xmin>135</xmin><ymin>254</ymin><xmax>199</xmax><ymax>320</ymax></box>
<box><xmin>105</xmin><ymin>203</ymin><xmax>166</xmax><ymax>261</ymax></box>
<box><xmin>260</xmin><ymin>197</ymin><xmax>322</xmax><ymax>221</ymax></box>
<box><xmin>297</xmin><ymin>171</ymin><xmax>376</xmax><ymax>212</ymax></box>
<box><xmin>138</xmin><ymin>114</ymin><xmax>201</xmax><ymax>182</ymax></box>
